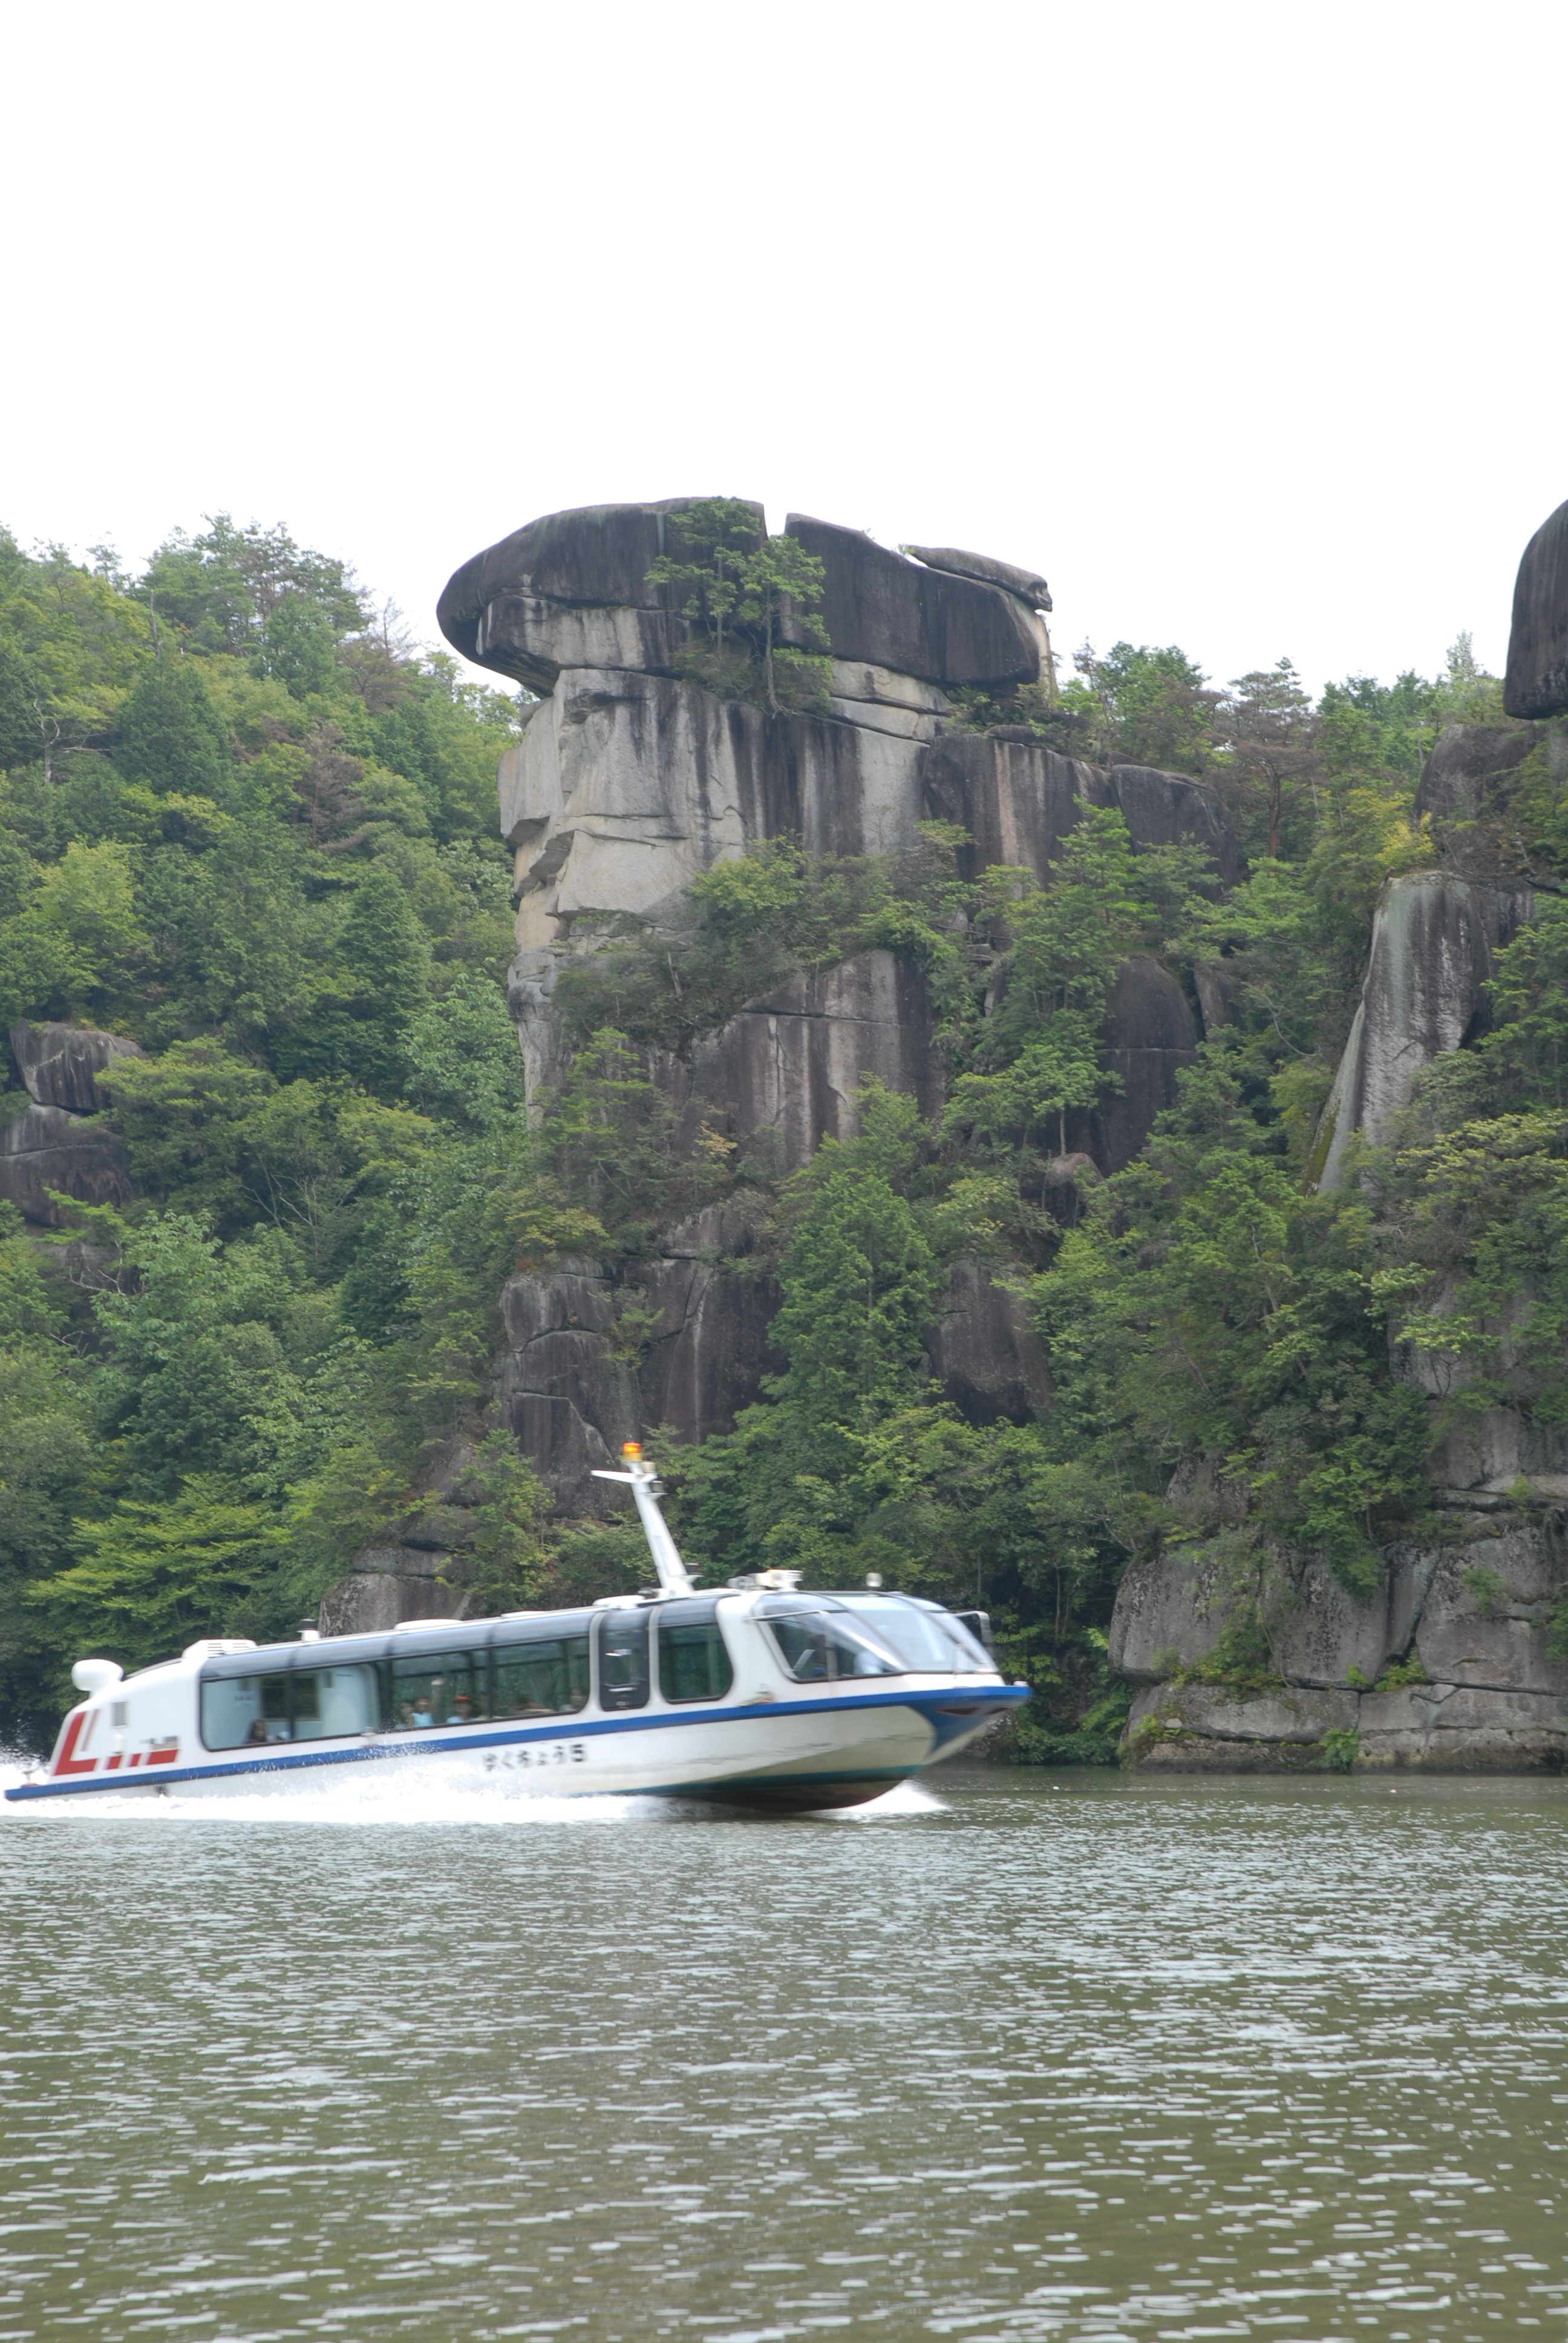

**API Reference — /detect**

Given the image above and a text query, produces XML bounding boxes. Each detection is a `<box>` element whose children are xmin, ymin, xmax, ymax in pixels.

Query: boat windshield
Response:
<box><xmin>757</xmin><ymin>1595</ymin><xmax>993</xmax><ymax>1682</ymax></box>
<box><xmin>757</xmin><ymin>1601</ymin><xmax>906</xmax><ymax>1683</ymax></box>
<box><xmin>835</xmin><ymin>1598</ymin><xmax>995</xmax><ymax>1674</ymax></box>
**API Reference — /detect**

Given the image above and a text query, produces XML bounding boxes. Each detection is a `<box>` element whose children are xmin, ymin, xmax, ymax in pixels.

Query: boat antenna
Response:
<box><xmin>590</xmin><ymin>1443</ymin><xmax>697</xmax><ymax>1598</ymax></box>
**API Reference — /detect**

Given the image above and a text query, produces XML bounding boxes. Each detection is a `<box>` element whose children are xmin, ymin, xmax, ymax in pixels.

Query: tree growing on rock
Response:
<box><xmin>646</xmin><ymin>497</ymin><xmax>832</xmax><ymax>716</ymax></box>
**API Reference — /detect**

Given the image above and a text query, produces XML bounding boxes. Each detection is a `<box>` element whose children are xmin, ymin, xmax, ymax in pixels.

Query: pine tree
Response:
<box><xmin>115</xmin><ymin>656</ymin><xmax>234</xmax><ymax>802</ymax></box>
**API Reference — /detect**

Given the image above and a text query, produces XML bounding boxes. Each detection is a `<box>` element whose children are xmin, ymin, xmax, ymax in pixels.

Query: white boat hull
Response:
<box><xmin>6</xmin><ymin>1686</ymin><xmax>1028</xmax><ymax>1812</ymax></box>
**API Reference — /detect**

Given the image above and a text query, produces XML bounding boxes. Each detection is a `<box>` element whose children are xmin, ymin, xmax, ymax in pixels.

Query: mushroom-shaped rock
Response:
<box><xmin>442</xmin><ymin>500</ymin><xmax>1047</xmax><ymax>696</ymax></box>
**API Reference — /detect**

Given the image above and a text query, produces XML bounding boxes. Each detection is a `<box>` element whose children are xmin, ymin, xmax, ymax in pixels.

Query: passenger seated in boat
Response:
<box><xmin>246</xmin><ymin>1719</ymin><xmax>269</xmax><ymax>1745</ymax></box>
<box><xmin>400</xmin><ymin>1699</ymin><xmax>435</xmax><ymax>1728</ymax></box>
<box><xmin>449</xmin><ymin>1692</ymin><xmax>478</xmax><ymax>1725</ymax></box>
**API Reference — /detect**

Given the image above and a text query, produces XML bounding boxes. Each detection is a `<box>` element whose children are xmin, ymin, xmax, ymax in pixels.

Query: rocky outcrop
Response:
<box><xmin>1412</xmin><ymin>723</ymin><xmax>1542</xmax><ymax>877</ymax></box>
<box><xmin>497</xmin><ymin>1257</ymin><xmax>639</xmax><ymax>1516</ymax></box>
<box><xmin>1504</xmin><ymin>496</ymin><xmax>1568</xmax><ymax>720</ymax></box>
<box><xmin>629</xmin><ymin>1202</ymin><xmax>783</xmax><ymax>1448</ymax></box>
<box><xmin>924</xmin><ymin>1257</ymin><xmax>1051</xmax><ymax>1426</ymax></box>
<box><xmin>1070</xmin><ymin>957</ymin><xmax>1198</xmax><ymax>1174</ymax></box>
<box><xmin>439</xmin><ymin>497</ymin><xmax>1047</xmax><ymax>698</ymax></box>
<box><xmin>1</xmin><ymin>1023</ymin><xmax>141</xmax><ymax>1227</ymax></box>
<box><xmin>455</xmin><ymin>500</ymin><xmax>1232</xmax><ymax>980</ymax></box>
<box><xmin>491</xmin><ymin>1232</ymin><xmax>1051</xmax><ymax>1519</ymax></box>
<box><xmin>783</xmin><ymin>515</ymin><xmax>1045</xmax><ymax>686</ymax></box>
<box><xmin>1315</xmin><ymin>867</ymin><xmax>1534</xmax><ymax>1187</ymax></box>
<box><xmin>501</xmin><ymin>667</ymin><xmax>931</xmax><ymax>954</ymax></box>
<box><xmin>1114</xmin><ymin>1518</ymin><xmax>1568</xmax><ymax>1770</ymax></box>
<box><xmin>678</xmin><ymin>949</ymin><xmax>939</xmax><ymax>1179</ymax></box>
<box><xmin>1192</xmin><ymin>960</ymin><xmax>1238</xmax><ymax>1035</ymax></box>
<box><xmin>436</xmin><ymin>498</ymin><xmax>724</xmax><ymax>693</ymax></box>
<box><xmin>1423</xmin><ymin>1405</ymin><xmax>1568</xmax><ymax>1506</ymax></box>
<box><xmin>494</xmin><ymin>1234</ymin><xmax>779</xmax><ymax>1519</ymax></box>
<box><xmin>430</xmin><ymin>501</ymin><xmax>1243</xmax><ymax>1532</ymax></box>
<box><xmin>0</xmin><ymin>1101</ymin><xmax>134</xmax><ymax>1226</ymax></box>
<box><xmin>906</xmin><ymin>544</ymin><xmax>1052</xmax><ymax>610</ymax></box>
<box><xmin>11</xmin><ymin>1021</ymin><xmax>143</xmax><ymax>1112</ymax></box>
<box><xmin>922</xmin><ymin>736</ymin><xmax>1236</xmax><ymax>891</ymax></box>
<box><xmin>316</xmin><ymin>1541</ymin><xmax>472</xmax><ymax>1637</ymax></box>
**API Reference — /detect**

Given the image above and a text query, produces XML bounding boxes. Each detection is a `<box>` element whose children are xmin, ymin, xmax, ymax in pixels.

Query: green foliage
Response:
<box><xmin>1318</xmin><ymin>1726</ymin><xmax>1360</xmax><ymax>1772</ymax></box>
<box><xmin>551</xmin><ymin>827</ymin><xmax>973</xmax><ymax>1062</ymax></box>
<box><xmin>255</xmin><ymin>596</ymin><xmax>340</xmax><ymax>698</ymax></box>
<box><xmin>115</xmin><ymin>658</ymin><xmax>234</xmax><ymax>801</ymax></box>
<box><xmin>449</xmin><ymin>1430</ymin><xmax>551</xmax><ymax>1614</ymax></box>
<box><xmin>2</xmin><ymin>509</ymin><xmax>1546</xmax><ymax>1789</ymax></box>
<box><xmin>647</xmin><ymin>499</ymin><xmax>832</xmax><ymax>716</ymax></box>
<box><xmin>0</xmin><ymin>1207</ymin><xmax>95</xmax><ymax>1738</ymax></box>
<box><xmin>0</xmin><ymin>519</ymin><xmax>549</xmax><ymax>1737</ymax></box>
<box><xmin>0</xmin><ymin>628</ymin><xmax>42</xmax><ymax>770</ymax></box>
<box><xmin>1071</xmin><ymin>641</ymin><xmax>1220</xmax><ymax>775</ymax></box>
<box><xmin>42</xmin><ymin>1479</ymin><xmax>293</xmax><ymax>1671</ymax></box>
<box><xmin>1033</xmin><ymin>1059</ymin><xmax>1431</xmax><ymax>1592</ymax></box>
<box><xmin>140</xmin><ymin>514</ymin><xmax>370</xmax><ymax>654</ymax></box>
<box><xmin>1460</xmin><ymin>1561</ymin><xmax>1507</xmax><ymax>1617</ymax></box>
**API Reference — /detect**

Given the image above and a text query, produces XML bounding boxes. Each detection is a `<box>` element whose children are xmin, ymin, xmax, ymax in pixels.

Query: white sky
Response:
<box><xmin>5</xmin><ymin>0</ymin><xmax>1565</xmax><ymax>701</ymax></box>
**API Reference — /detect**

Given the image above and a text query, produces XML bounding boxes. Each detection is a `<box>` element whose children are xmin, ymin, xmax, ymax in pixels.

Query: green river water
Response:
<box><xmin>2</xmin><ymin>1764</ymin><xmax>1566</xmax><ymax>2341</ymax></box>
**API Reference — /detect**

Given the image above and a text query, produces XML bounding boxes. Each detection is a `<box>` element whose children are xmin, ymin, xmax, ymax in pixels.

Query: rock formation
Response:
<box><xmin>1</xmin><ymin>1024</ymin><xmax>140</xmax><ymax>1227</ymax></box>
<box><xmin>1312</xmin><ymin>706</ymin><xmax>1566</xmax><ymax>1190</ymax></box>
<box><xmin>1114</xmin><ymin>499</ymin><xmax>1568</xmax><ymax>1772</ymax></box>
<box><xmin>1504</xmin><ymin>496</ymin><xmax>1568</xmax><ymax>719</ymax></box>
<box><xmin>1313</xmin><ymin>868</ymin><xmax>1534</xmax><ymax>1187</ymax></box>
<box><xmin>328</xmin><ymin>491</ymin><xmax>1568</xmax><ymax>1772</ymax></box>
<box><xmin>430</xmin><ymin>500</ymin><xmax>1235</xmax><ymax>1535</ymax></box>
<box><xmin>1121</xmin><ymin>1522</ymin><xmax>1568</xmax><ymax>1773</ymax></box>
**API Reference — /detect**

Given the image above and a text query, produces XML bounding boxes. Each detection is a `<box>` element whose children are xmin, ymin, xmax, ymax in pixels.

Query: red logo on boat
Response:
<box><xmin>51</xmin><ymin>1715</ymin><xmax>178</xmax><ymax>1777</ymax></box>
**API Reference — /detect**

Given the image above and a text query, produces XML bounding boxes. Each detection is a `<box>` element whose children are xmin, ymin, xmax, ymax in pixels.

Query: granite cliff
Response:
<box><xmin>322</xmin><ymin>505</ymin><xmax>1236</xmax><ymax>1627</ymax></box>
<box><xmin>330</xmin><ymin>493</ymin><xmax>1568</xmax><ymax>1778</ymax></box>
<box><xmin>1114</xmin><ymin>504</ymin><xmax>1568</xmax><ymax>1772</ymax></box>
<box><xmin>442</xmin><ymin>510</ymin><xmax>1223</xmax><ymax>1461</ymax></box>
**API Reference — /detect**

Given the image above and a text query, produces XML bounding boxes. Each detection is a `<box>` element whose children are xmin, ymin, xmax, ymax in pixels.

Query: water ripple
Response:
<box><xmin>2</xmin><ymin>1767</ymin><xmax>1566</xmax><ymax>2340</ymax></box>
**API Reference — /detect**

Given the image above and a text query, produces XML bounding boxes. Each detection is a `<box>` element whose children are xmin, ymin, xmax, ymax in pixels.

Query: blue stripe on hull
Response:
<box><xmin>4</xmin><ymin>1686</ymin><xmax>1029</xmax><ymax>1803</ymax></box>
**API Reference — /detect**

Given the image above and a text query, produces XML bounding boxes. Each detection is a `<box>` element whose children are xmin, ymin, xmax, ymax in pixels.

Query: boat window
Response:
<box><xmin>290</xmin><ymin>1666</ymin><xmax>379</xmax><ymax>1740</ymax></box>
<box><xmin>658</xmin><ymin>1603</ymin><xmax>733</xmax><ymax>1704</ymax></box>
<box><xmin>494</xmin><ymin>1633</ymin><xmax>590</xmax><ymax>1719</ymax></box>
<box><xmin>390</xmin><ymin>1648</ymin><xmax>486</xmax><ymax>1730</ymax></box>
<box><xmin>200</xmin><ymin>1665</ymin><xmax>337</xmax><ymax>1749</ymax></box>
<box><xmin>835</xmin><ymin>1598</ymin><xmax>991</xmax><ymax>1674</ymax></box>
<box><xmin>596</xmin><ymin>1610</ymin><xmax>649</xmax><ymax>1711</ymax></box>
<box><xmin>201</xmin><ymin>1670</ymin><xmax>284</xmax><ymax>1749</ymax></box>
<box><xmin>760</xmin><ymin>1605</ymin><xmax>904</xmax><ymax>1683</ymax></box>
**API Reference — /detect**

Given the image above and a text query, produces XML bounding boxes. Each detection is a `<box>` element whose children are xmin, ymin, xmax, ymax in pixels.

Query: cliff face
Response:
<box><xmin>1110</xmin><ymin>503</ymin><xmax>1568</xmax><ymax>1774</ymax></box>
<box><xmin>431</xmin><ymin>500</ymin><xmax>1233</xmax><ymax>1527</ymax></box>
<box><xmin>1313</xmin><ymin>865</ymin><xmax>1535</xmax><ymax>1187</ymax></box>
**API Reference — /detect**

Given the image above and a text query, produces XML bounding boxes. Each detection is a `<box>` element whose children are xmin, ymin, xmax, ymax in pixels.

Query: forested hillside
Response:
<box><xmin>2</xmin><ymin>516</ymin><xmax>1559</xmax><ymax>1759</ymax></box>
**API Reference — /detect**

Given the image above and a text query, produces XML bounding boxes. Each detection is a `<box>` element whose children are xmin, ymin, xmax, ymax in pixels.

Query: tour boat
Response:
<box><xmin>6</xmin><ymin>1447</ymin><xmax>1028</xmax><ymax>1811</ymax></box>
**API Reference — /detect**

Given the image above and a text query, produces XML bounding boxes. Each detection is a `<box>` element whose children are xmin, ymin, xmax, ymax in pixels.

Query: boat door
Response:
<box><xmin>595</xmin><ymin>1610</ymin><xmax>650</xmax><ymax>1711</ymax></box>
